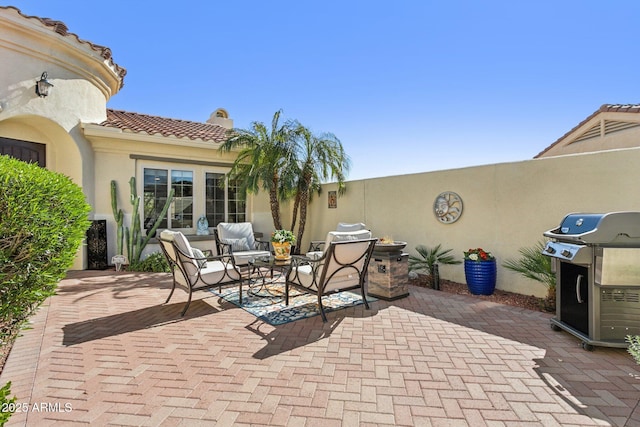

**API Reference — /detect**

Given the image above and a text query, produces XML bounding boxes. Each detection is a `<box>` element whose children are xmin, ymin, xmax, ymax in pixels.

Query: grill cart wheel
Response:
<box><xmin>581</xmin><ymin>342</ymin><xmax>594</xmax><ymax>351</ymax></box>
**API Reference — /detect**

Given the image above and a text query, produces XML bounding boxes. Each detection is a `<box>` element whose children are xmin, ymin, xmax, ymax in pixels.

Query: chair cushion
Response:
<box><xmin>199</xmin><ymin>260</ymin><xmax>242</xmax><ymax>283</ymax></box>
<box><xmin>336</xmin><ymin>222</ymin><xmax>366</xmax><ymax>232</ymax></box>
<box><xmin>221</xmin><ymin>237</ymin><xmax>251</xmax><ymax>252</ymax></box>
<box><xmin>231</xmin><ymin>249</ymin><xmax>272</xmax><ymax>266</ymax></box>
<box><xmin>217</xmin><ymin>222</ymin><xmax>257</xmax><ymax>250</ymax></box>
<box><xmin>160</xmin><ymin>230</ymin><xmax>198</xmax><ymax>276</ymax></box>
<box><xmin>322</xmin><ymin>240</ymin><xmax>371</xmax><ymax>293</ymax></box>
<box><xmin>159</xmin><ymin>230</ymin><xmax>179</xmax><ymax>264</ymax></box>
<box><xmin>289</xmin><ymin>264</ymin><xmax>359</xmax><ymax>291</ymax></box>
<box><xmin>323</xmin><ymin>230</ymin><xmax>372</xmax><ymax>251</ymax></box>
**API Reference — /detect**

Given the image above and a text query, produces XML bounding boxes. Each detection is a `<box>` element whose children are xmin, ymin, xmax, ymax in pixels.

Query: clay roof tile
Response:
<box><xmin>100</xmin><ymin>109</ymin><xmax>230</xmax><ymax>143</ymax></box>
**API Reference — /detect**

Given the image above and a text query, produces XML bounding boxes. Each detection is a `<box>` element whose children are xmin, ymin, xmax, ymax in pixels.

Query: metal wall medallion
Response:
<box><xmin>433</xmin><ymin>191</ymin><xmax>463</xmax><ymax>224</ymax></box>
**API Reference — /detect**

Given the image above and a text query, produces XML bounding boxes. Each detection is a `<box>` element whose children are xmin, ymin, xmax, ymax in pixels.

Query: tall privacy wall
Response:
<box><xmin>252</xmin><ymin>147</ymin><xmax>640</xmax><ymax>298</ymax></box>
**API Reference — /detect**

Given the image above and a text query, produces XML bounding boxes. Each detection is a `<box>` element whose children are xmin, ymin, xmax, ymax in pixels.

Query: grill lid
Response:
<box><xmin>544</xmin><ymin>211</ymin><xmax>640</xmax><ymax>245</ymax></box>
<box><xmin>558</xmin><ymin>214</ymin><xmax>603</xmax><ymax>235</ymax></box>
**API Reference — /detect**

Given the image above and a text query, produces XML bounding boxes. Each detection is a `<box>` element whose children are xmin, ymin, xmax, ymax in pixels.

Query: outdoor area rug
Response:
<box><xmin>209</xmin><ymin>281</ymin><xmax>376</xmax><ymax>325</ymax></box>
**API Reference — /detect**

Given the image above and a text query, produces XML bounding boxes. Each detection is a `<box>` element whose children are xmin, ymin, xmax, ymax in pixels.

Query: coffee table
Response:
<box><xmin>248</xmin><ymin>255</ymin><xmax>292</xmax><ymax>297</ymax></box>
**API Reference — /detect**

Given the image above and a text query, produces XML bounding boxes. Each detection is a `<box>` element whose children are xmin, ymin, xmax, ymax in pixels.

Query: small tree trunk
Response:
<box><xmin>269</xmin><ymin>187</ymin><xmax>282</xmax><ymax>230</ymax></box>
<box><xmin>432</xmin><ymin>264</ymin><xmax>440</xmax><ymax>290</ymax></box>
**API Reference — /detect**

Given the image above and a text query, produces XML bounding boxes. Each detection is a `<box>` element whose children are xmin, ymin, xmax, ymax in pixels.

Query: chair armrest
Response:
<box><xmin>255</xmin><ymin>239</ymin><xmax>271</xmax><ymax>251</ymax></box>
<box><xmin>217</xmin><ymin>240</ymin><xmax>233</xmax><ymax>255</ymax></box>
<box><xmin>305</xmin><ymin>251</ymin><xmax>323</xmax><ymax>261</ymax></box>
<box><xmin>290</xmin><ymin>253</ymin><xmax>324</xmax><ymax>268</ymax></box>
<box><xmin>308</xmin><ymin>240</ymin><xmax>325</xmax><ymax>252</ymax></box>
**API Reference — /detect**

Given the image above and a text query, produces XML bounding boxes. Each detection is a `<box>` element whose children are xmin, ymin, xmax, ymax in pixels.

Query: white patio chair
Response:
<box><xmin>286</xmin><ymin>231</ymin><xmax>376</xmax><ymax>322</ymax></box>
<box><xmin>159</xmin><ymin>230</ymin><xmax>243</xmax><ymax>316</ymax></box>
<box><xmin>215</xmin><ymin>222</ymin><xmax>271</xmax><ymax>268</ymax></box>
<box><xmin>308</xmin><ymin>222</ymin><xmax>368</xmax><ymax>252</ymax></box>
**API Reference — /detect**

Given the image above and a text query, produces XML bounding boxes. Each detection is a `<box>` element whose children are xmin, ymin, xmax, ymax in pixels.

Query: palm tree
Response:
<box><xmin>219</xmin><ymin>110</ymin><xmax>298</xmax><ymax>230</ymax></box>
<box><xmin>219</xmin><ymin>112</ymin><xmax>350</xmax><ymax>252</ymax></box>
<box><xmin>502</xmin><ymin>240</ymin><xmax>556</xmax><ymax>310</ymax></box>
<box><xmin>409</xmin><ymin>244</ymin><xmax>462</xmax><ymax>289</ymax></box>
<box><xmin>289</xmin><ymin>126</ymin><xmax>350</xmax><ymax>252</ymax></box>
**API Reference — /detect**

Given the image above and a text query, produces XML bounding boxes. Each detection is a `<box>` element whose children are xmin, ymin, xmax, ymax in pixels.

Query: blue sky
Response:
<box><xmin>7</xmin><ymin>1</ymin><xmax>640</xmax><ymax>180</ymax></box>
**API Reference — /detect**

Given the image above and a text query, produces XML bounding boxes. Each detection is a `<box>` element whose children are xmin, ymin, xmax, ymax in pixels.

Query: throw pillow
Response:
<box><xmin>222</xmin><ymin>238</ymin><xmax>251</xmax><ymax>252</ymax></box>
<box><xmin>192</xmin><ymin>248</ymin><xmax>207</xmax><ymax>268</ymax></box>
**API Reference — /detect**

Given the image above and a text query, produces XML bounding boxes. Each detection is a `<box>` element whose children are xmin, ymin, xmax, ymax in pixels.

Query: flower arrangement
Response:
<box><xmin>271</xmin><ymin>229</ymin><xmax>296</xmax><ymax>245</ymax></box>
<box><xmin>464</xmin><ymin>247</ymin><xmax>495</xmax><ymax>262</ymax></box>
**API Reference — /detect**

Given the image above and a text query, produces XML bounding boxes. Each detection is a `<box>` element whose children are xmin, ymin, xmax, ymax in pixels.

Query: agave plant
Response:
<box><xmin>409</xmin><ymin>244</ymin><xmax>461</xmax><ymax>289</ymax></box>
<box><xmin>502</xmin><ymin>240</ymin><xmax>556</xmax><ymax>310</ymax></box>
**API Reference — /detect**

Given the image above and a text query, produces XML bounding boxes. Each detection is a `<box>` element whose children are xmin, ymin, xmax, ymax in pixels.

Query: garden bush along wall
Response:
<box><xmin>0</xmin><ymin>155</ymin><xmax>91</xmax><ymax>345</ymax></box>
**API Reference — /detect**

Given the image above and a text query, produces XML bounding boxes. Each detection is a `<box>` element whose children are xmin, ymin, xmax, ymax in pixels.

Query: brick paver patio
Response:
<box><xmin>1</xmin><ymin>270</ymin><xmax>639</xmax><ymax>426</ymax></box>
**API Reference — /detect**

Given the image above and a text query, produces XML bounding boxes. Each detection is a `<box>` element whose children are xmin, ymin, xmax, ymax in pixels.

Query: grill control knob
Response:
<box><xmin>561</xmin><ymin>249</ymin><xmax>572</xmax><ymax>258</ymax></box>
<box><xmin>545</xmin><ymin>246</ymin><xmax>556</xmax><ymax>254</ymax></box>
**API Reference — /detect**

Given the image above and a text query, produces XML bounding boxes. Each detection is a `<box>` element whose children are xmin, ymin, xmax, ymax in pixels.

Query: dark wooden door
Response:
<box><xmin>0</xmin><ymin>137</ymin><xmax>46</xmax><ymax>167</ymax></box>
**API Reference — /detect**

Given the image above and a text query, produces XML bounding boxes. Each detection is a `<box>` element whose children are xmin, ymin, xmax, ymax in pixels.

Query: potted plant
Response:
<box><xmin>463</xmin><ymin>247</ymin><xmax>496</xmax><ymax>295</ymax></box>
<box><xmin>271</xmin><ymin>229</ymin><xmax>296</xmax><ymax>260</ymax></box>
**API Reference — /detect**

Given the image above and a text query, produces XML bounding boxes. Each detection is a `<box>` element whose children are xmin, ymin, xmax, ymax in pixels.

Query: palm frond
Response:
<box><xmin>502</xmin><ymin>240</ymin><xmax>555</xmax><ymax>290</ymax></box>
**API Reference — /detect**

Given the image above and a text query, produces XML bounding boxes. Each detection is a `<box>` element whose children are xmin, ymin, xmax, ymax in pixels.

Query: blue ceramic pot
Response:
<box><xmin>464</xmin><ymin>259</ymin><xmax>497</xmax><ymax>295</ymax></box>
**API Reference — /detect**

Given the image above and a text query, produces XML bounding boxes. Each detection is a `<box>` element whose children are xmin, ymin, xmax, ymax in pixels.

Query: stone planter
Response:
<box><xmin>464</xmin><ymin>259</ymin><xmax>497</xmax><ymax>295</ymax></box>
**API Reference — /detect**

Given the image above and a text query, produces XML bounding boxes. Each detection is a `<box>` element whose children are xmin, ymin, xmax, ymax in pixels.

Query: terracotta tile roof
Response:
<box><xmin>101</xmin><ymin>109</ymin><xmax>230</xmax><ymax>142</ymax></box>
<box><xmin>534</xmin><ymin>104</ymin><xmax>640</xmax><ymax>158</ymax></box>
<box><xmin>1</xmin><ymin>5</ymin><xmax>126</xmax><ymax>89</ymax></box>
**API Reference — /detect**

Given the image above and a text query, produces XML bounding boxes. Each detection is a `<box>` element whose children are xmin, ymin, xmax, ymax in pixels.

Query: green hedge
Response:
<box><xmin>0</xmin><ymin>155</ymin><xmax>90</xmax><ymax>343</ymax></box>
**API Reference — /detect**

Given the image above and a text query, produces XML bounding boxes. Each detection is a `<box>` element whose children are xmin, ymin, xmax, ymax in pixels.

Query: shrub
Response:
<box><xmin>627</xmin><ymin>335</ymin><xmax>640</xmax><ymax>365</ymax></box>
<box><xmin>0</xmin><ymin>381</ymin><xmax>16</xmax><ymax>426</ymax></box>
<box><xmin>129</xmin><ymin>251</ymin><xmax>169</xmax><ymax>272</ymax></box>
<box><xmin>0</xmin><ymin>154</ymin><xmax>90</xmax><ymax>351</ymax></box>
<box><xmin>409</xmin><ymin>244</ymin><xmax>461</xmax><ymax>289</ymax></box>
<box><xmin>502</xmin><ymin>240</ymin><xmax>556</xmax><ymax>311</ymax></box>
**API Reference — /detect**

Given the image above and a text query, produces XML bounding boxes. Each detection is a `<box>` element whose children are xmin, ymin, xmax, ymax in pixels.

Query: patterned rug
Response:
<box><xmin>210</xmin><ymin>280</ymin><xmax>376</xmax><ymax>325</ymax></box>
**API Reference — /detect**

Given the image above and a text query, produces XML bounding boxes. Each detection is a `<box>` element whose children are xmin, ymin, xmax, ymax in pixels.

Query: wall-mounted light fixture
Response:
<box><xmin>35</xmin><ymin>72</ymin><xmax>54</xmax><ymax>97</ymax></box>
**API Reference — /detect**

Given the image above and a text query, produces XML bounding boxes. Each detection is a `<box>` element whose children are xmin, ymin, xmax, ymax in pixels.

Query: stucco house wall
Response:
<box><xmin>0</xmin><ymin>6</ymin><xmax>124</xmax><ymax>269</ymax></box>
<box><xmin>82</xmin><ymin>125</ymin><xmax>261</xmax><ymax>259</ymax></box>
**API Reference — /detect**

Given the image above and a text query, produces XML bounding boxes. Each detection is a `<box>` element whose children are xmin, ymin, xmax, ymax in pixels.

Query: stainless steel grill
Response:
<box><xmin>543</xmin><ymin>211</ymin><xmax>640</xmax><ymax>350</ymax></box>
